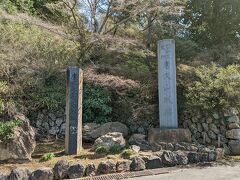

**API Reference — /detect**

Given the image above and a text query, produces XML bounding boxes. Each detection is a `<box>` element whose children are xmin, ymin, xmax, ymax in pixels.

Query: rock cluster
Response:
<box><xmin>0</xmin><ymin>113</ymin><xmax>36</xmax><ymax>162</ymax></box>
<box><xmin>181</xmin><ymin>108</ymin><xmax>240</xmax><ymax>155</ymax></box>
<box><xmin>93</xmin><ymin>132</ymin><xmax>126</xmax><ymax>150</ymax></box>
<box><xmin>2</xmin><ymin>144</ymin><xmax>223</xmax><ymax>180</ymax></box>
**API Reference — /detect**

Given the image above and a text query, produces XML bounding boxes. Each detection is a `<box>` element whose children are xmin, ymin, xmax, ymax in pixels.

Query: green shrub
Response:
<box><xmin>0</xmin><ymin>119</ymin><xmax>22</xmax><ymax>143</ymax></box>
<box><xmin>83</xmin><ymin>85</ymin><xmax>112</xmax><ymax>124</ymax></box>
<box><xmin>187</xmin><ymin>64</ymin><xmax>240</xmax><ymax>111</ymax></box>
<box><xmin>95</xmin><ymin>146</ymin><xmax>109</xmax><ymax>155</ymax></box>
<box><xmin>40</xmin><ymin>153</ymin><xmax>55</xmax><ymax>162</ymax></box>
<box><xmin>121</xmin><ymin>149</ymin><xmax>136</xmax><ymax>159</ymax></box>
<box><xmin>109</xmin><ymin>145</ymin><xmax>122</xmax><ymax>154</ymax></box>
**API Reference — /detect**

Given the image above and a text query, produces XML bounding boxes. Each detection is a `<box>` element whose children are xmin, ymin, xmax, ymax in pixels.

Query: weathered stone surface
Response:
<box><xmin>129</xmin><ymin>134</ymin><xmax>151</xmax><ymax>150</ymax></box>
<box><xmin>161</xmin><ymin>151</ymin><xmax>177</xmax><ymax>167</ymax></box>
<box><xmin>65</xmin><ymin>67</ymin><xmax>83</xmax><ymax>155</ymax></box>
<box><xmin>226</xmin><ymin>129</ymin><xmax>240</xmax><ymax>140</ymax></box>
<box><xmin>215</xmin><ymin>148</ymin><xmax>224</xmax><ymax>160</ymax></box>
<box><xmin>212</xmin><ymin>112</ymin><xmax>220</xmax><ymax>120</ymax></box>
<box><xmin>0</xmin><ymin>113</ymin><xmax>36</xmax><ymax>162</ymax></box>
<box><xmin>227</xmin><ymin>116</ymin><xmax>239</xmax><ymax>123</ymax></box>
<box><xmin>224</xmin><ymin>108</ymin><xmax>239</xmax><ymax>117</ymax></box>
<box><xmin>145</xmin><ymin>156</ymin><xmax>163</xmax><ymax>169</ymax></box>
<box><xmin>206</xmin><ymin>117</ymin><xmax>213</xmax><ymax>124</ymax></box>
<box><xmin>202</xmin><ymin>132</ymin><xmax>211</xmax><ymax>144</ymax></box>
<box><xmin>116</xmin><ymin>160</ymin><xmax>131</xmax><ymax>172</ymax></box>
<box><xmin>197</xmin><ymin>123</ymin><xmax>203</xmax><ymax>132</ymax></box>
<box><xmin>93</xmin><ymin>132</ymin><xmax>125</xmax><ymax>150</ymax></box>
<box><xmin>89</xmin><ymin>122</ymin><xmax>128</xmax><ymax>140</ymax></box>
<box><xmin>158</xmin><ymin>39</ymin><xmax>178</xmax><ymax>128</ymax></box>
<box><xmin>29</xmin><ymin>168</ymin><xmax>53</xmax><ymax>180</ymax></box>
<box><xmin>8</xmin><ymin>168</ymin><xmax>31</xmax><ymax>180</ymax></box>
<box><xmin>0</xmin><ymin>173</ymin><xmax>7</xmax><ymax>180</ymax></box>
<box><xmin>68</xmin><ymin>164</ymin><xmax>85</xmax><ymax>179</ymax></box>
<box><xmin>148</xmin><ymin>128</ymin><xmax>192</xmax><ymax>145</ymax></box>
<box><xmin>208</xmin><ymin>150</ymin><xmax>217</xmax><ymax>162</ymax></box>
<box><xmin>83</xmin><ymin>123</ymin><xmax>100</xmax><ymax>142</ymax></box>
<box><xmin>165</xmin><ymin>143</ymin><xmax>174</xmax><ymax>151</ymax></box>
<box><xmin>208</xmin><ymin>130</ymin><xmax>217</xmax><ymax>140</ymax></box>
<box><xmin>187</xmin><ymin>152</ymin><xmax>200</xmax><ymax>164</ymax></box>
<box><xmin>209</xmin><ymin>124</ymin><xmax>219</xmax><ymax>134</ymax></box>
<box><xmin>53</xmin><ymin>160</ymin><xmax>69</xmax><ymax>179</ymax></box>
<box><xmin>189</xmin><ymin>124</ymin><xmax>198</xmax><ymax>134</ymax></box>
<box><xmin>199</xmin><ymin>153</ymin><xmax>208</xmax><ymax>162</ymax></box>
<box><xmin>202</xmin><ymin>123</ymin><xmax>209</xmax><ymax>132</ymax></box>
<box><xmin>228</xmin><ymin>140</ymin><xmax>240</xmax><ymax>155</ymax></box>
<box><xmin>129</xmin><ymin>145</ymin><xmax>140</xmax><ymax>153</ymax></box>
<box><xmin>175</xmin><ymin>151</ymin><xmax>188</xmax><ymax>165</ymax></box>
<box><xmin>85</xmin><ymin>163</ymin><xmax>96</xmax><ymax>176</ymax></box>
<box><xmin>130</xmin><ymin>157</ymin><xmax>146</xmax><ymax>171</ymax></box>
<box><xmin>223</xmin><ymin>144</ymin><xmax>231</xmax><ymax>155</ymax></box>
<box><xmin>228</xmin><ymin>123</ymin><xmax>240</xmax><ymax>130</ymax></box>
<box><xmin>174</xmin><ymin>143</ymin><xmax>186</xmax><ymax>151</ymax></box>
<box><xmin>97</xmin><ymin>160</ymin><xmax>116</xmax><ymax>174</ymax></box>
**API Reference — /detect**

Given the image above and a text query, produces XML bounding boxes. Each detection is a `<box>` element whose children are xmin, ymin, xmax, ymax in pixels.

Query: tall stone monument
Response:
<box><xmin>148</xmin><ymin>39</ymin><xmax>191</xmax><ymax>145</ymax></box>
<box><xmin>65</xmin><ymin>67</ymin><xmax>83</xmax><ymax>155</ymax></box>
<box><xmin>158</xmin><ymin>39</ymin><xmax>178</xmax><ymax>128</ymax></box>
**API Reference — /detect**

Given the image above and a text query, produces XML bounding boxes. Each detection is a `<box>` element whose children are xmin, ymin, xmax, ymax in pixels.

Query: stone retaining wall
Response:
<box><xmin>180</xmin><ymin>108</ymin><xmax>240</xmax><ymax>155</ymax></box>
<box><xmin>31</xmin><ymin>108</ymin><xmax>66</xmax><ymax>139</ymax></box>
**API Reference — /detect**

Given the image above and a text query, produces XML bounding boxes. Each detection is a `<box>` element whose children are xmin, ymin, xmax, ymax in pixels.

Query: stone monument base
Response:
<box><xmin>148</xmin><ymin>128</ymin><xmax>192</xmax><ymax>145</ymax></box>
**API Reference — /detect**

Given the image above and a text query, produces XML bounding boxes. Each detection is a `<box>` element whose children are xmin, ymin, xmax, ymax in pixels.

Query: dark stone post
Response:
<box><xmin>65</xmin><ymin>67</ymin><xmax>83</xmax><ymax>155</ymax></box>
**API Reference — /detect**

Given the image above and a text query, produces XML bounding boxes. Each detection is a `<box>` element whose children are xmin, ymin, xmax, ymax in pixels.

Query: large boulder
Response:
<box><xmin>144</xmin><ymin>156</ymin><xmax>163</xmax><ymax>169</ymax></box>
<box><xmin>84</xmin><ymin>122</ymin><xmax>128</xmax><ymax>142</ymax></box>
<box><xmin>97</xmin><ymin>160</ymin><xmax>116</xmax><ymax>174</ymax></box>
<box><xmin>8</xmin><ymin>168</ymin><xmax>31</xmax><ymax>180</ymax></box>
<box><xmin>67</xmin><ymin>164</ymin><xmax>85</xmax><ymax>179</ymax></box>
<box><xmin>93</xmin><ymin>132</ymin><xmax>125</xmax><ymax>150</ymax></box>
<box><xmin>226</xmin><ymin>129</ymin><xmax>240</xmax><ymax>140</ymax></box>
<box><xmin>53</xmin><ymin>160</ymin><xmax>69</xmax><ymax>179</ymax></box>
<box><xmin>116</xmin><ymin>160</ymin><xmax>131</xmax><ymax>172</ymax></box>
<box><xmin>161</xmin><ymin>151</ymin><xmax>178</xmax><ymax>167</ymax></box>
<box><xmin>83</xmin><ymin>123</ymin><xmax>100</xmax><ymax>142</ymax></box>
<box><xmin>29</xmin><ymin>168</ymin><xmax>53</xmax><ymax>180</ymax></box>
<box><xmin>85</xmin><ymin>163</ymin><xmax>96</xmax><ymax>176</ymax></box>
<box><xmin>130</xmin><ymin>157</ymin><xmax>146</xmax><ymax>171</ymax></box>
<box><xmin>0</xmin><ymin>113</ymin><xmax>36</xmax><ymax>162</ymax></box>
<box><xmin>129</xmin><ymin>134</ymin><xmax>151</xmax><ymax>151</ymax></box>
<box><xmin>228</xmin><ymin>140</ymin><xmax>240</xmax><ymax>155</ymax></box>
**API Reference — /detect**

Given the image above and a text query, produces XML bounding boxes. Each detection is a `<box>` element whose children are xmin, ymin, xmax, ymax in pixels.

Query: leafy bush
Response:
<box><xmin>0</xmin><ymin>119</ymin><xmax>22</xmax><ymax>143</ymax></box>
<box><xmin>40</xmin><ymin>153</ymin><xmax>55</xmax><ymax>162</ymax></box>
<box><xmin>109</xmin><ymin>145</ymin><xmax>122</xmax><ymax>154</ymax></box>
<box><xmin>186</xmin><ymin>64</ymin><xmax>240</xmax><ymax>111</ymax></box>
<box><xmin>95</xmin><ymin>146</ymin><xmax>109</xmax><ymax>155</ymax></box>
<box><xmin>121</xmin><ymin>149</ymin><xmax>136</xmax><ymax>159</ymax></box>
<box><xmin>83</xmin><ymin>85</ymin><xmax>112</xmax><ymax>124</ymax></box>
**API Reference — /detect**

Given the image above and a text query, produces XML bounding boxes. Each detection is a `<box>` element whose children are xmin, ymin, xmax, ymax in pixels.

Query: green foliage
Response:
<box><xmin>186</xmin><ymin>64</ymin><xmax>240</xmax><ymax>111</ymax></box>
<box><xmin>109</xmin><ymin>144</ymin><xmax>122</xmax><ymax>154</ymax></box>
<box><xmin>95</xmin><ymin>146</ymin><xmax>109</xmax><ymax>155</ymax></box>
<box><xmin>183</xmin><ymin>0</ymin><xmax>240</xmax><ymax>47</ymax></box>
<box><xmin>121</xmin><ymin>149</ymin><xmax>136</xmax><ymax>159</ymax></box>
<box><xmin>0</xmin><ymin>119</ymin><xmax>22</xmax><ymax>143</ymax></box>
<box><xmin>95</xmin><ymin>145</ymin><xmax>123</xmax><ymax>155</ymax></box>
<box><xmin>83</xmin><ymin>85</ymin><xmax>112</xmax><ymax>124</ymax></box>
<box><xmin>40</xmin><ymin>153</ymin><xmax>55</xmax><ymax>162</ymax></box>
